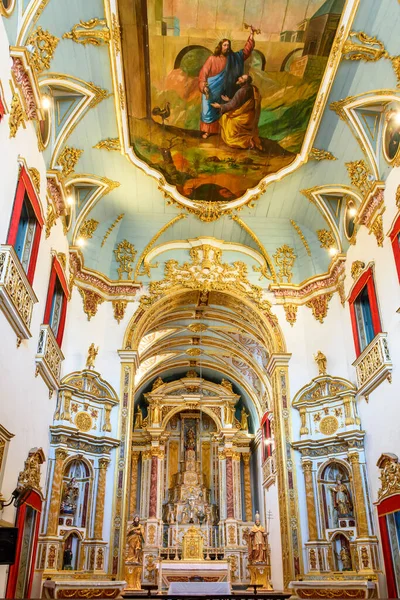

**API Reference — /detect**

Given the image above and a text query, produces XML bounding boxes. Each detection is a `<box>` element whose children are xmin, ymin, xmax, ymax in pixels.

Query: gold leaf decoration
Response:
<box><xmin>101</xmin><ymin>213</ymin><xmax>124</xmax><ymax>247</ymax></box>
<box><xmin>114</xmin><ymin>240</ymin><xmax>137</xmax><ymax>280</ymax></box>
<box><xmin>26</xmin><ymin>27</ymin><xmax>59</xmax><ymax>73</ymax></box>
<box><xmin>290</xmin><ymin>220</ymin><xmax>311</xmax><ymax>257</ymax></box>
<box><xmin>113</xmin><ymin>300</ymin><xmax>127</xmax><ymax>324</ymax></box>
<box><xmin>78</xmin><ymin>288</ymin><xmax>104</xmax><ymax>320</ymax></box>
<box><xmin>317</xmin><ymin>229</ymin><xmax>336</xmax><ymax>249</ymax></box>
<box><xmin>112</xmin><ymin>14</ymin><xmax>121</xmax><ymax>55</ymax></box>
<box><xmin>309</xmin><ymin>148</ymin><xmax>337</xmax><ymax>161</ymax></box>
<box><xmin>351</xmin><ymin>261</ymin><xmax>365</xmax><ymax>280</ymax></box>
<box><xmin>345</xmin><ymin>159</ymin><xmax>373</xmax><ymax>196</ymax></box>
<box><xmin>62</xmin><ymin>18</ymin><xmax>110</xmax><ymax>46</ymax></box>
<box><xmin>93</xmin><ymin>138</ymin><xmax>121</xmax><ymax>152</ymax></box>
<box><xmin>79</xmin><ymin>219</ymin><xmax>99</xmax><ymax>240</ymax></box>
<box><xmin>273</xmin><ymin>245</ymin><xmax>296</xmax><ymax>283</ymax></box>
<box><xmin>306</xmin><ymin>293</ymin><xmax>333</xmax><ymax>323</ymax></box>
<box><xmin>9</xmin><ymin>93</ymin><xmax>26</xmax><ymax>138</ymax></box>
<box><xmin>284</xmin><ymin>304</ymin><xmax>298</xmax><ymax>326</ymax></box>
<box><xmin>57</xmin><ymin>146</ymin><xmax>83</xmax><ymax>177</ymax></box>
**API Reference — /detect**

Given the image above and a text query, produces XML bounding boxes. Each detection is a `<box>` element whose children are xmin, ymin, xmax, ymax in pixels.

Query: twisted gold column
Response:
<box><xmin>302</xmin><ymin>460</ymin><xmax>318</xmax><ymax>541</ymax></box>
<box><xmin>46</xmin><ymin>448</ymin><xmax>68</xmax><ymax>535</ymax></box>
<box><xmin>243</xmin><ymin>453</ymin><xmax>253</xmax><ymax>522</ymax></box>
<box><xmin>348</xmin><ymin>452</ymin><xmax>369</xmax><ymax>537</ymax></box>
<box><xmin>129</xmin><ymin>452</ymin><xmax>140</xmax><ymax>519</ymax></box>
<box><xmin>93</xmin><ymin>458</ymin><xmax>110</xmax><ymax>539</ymax></box>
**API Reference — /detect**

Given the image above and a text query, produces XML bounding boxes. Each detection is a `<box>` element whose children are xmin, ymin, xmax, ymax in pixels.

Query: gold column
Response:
<box><xmin>46</xmin><ymin>448</ymin><xmax>68</xmax><ymax>535</ymax></box>
<box><xmin>93</xmin><ymin>458</ymin><xmax>110</xmax><ymax>539</ymax></box>
<box><xmin>348</xmin><ymin>452</ymin><xmax>369</xmax><ymax>537</ymax></box>
<box><xmin>243</xmin><ymin>453</ymin><xmax>253</xmax><ymax>522</ymax></box>
<box><xmin>129</xmin><ymin>452</ymin><xmax>140</xmax><ymax>519</ymax></box>
<box><xmin>302</xmin><ymin>460</ymin><xmax>318</xmax><ymax>541</ymax></box>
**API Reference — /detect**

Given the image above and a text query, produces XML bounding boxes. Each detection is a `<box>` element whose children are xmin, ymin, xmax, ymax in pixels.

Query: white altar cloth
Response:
<box><xmin>168</xmin><ymin>581</ymin><xmax>231</xmax><ymax>595</ymax></box>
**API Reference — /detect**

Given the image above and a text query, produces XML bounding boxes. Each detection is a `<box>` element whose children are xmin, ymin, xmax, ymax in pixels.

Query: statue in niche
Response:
<box><xmin>63</xmin><ymin>547</ymin><xmax>73</xmax><ymax>570</ymax></box>
<box><xmin>244</xmin><ymin>512</ymin><xmax>269</xmax><ymax>564</ymax></box>
<box><xmin>241</xmin><ymin>407</ymin><xmax>249</xmax><ymax>430</ymax></box>
<box><xmin>86</xmin><ymin>343</ymin><xmax>98</xmax><ymax>370</ymax></box>
<box><xmin>126</xmin><ymin>516</ymin><xmax>145</xmax><ymax>563</ymax></box>
<box><xmin>314</xmin><ymin>351</ymin><xmax>327</xmax><ymax>376</ymax></box>
<box><xmin>134</xmin><ymin>409</ymin><xmax>143</xmax><ymax>429</ymax></box>
<box><xmin>338</xmin><ymin>544</ymin><xmax>352</xmax><ymax>571</ymax></box>
<box><xmin>330</xmin><ymin>477</ymin><xmax>353</xmax><ymax>516</ymax></box>
<box><xmin>185</xmin><ymin>426</ymin><xmax>196</xmax><ymax>451</ymax></box>
<box><xmin>60</xmin><ymin>478</ymin><xmax>79</xmax><ymax>515</ymax></box>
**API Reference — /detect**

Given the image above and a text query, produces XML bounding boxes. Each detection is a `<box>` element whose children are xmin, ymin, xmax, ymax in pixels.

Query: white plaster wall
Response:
<box><xmin>264</xmin><ymin>483</ymin><xmax>283</xmax><ymax>590</ymax></box>
<box><xmin>0</xmin><ymin>15</ymin><xmax>69</xmax><ymax>596</ymax></box>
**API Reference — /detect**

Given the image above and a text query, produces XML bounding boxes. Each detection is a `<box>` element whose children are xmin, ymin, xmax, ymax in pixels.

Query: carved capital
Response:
<box><xmin>302</xmin><ymin>460</ymin><xmax>313</xmax><ymax>473</ymax></box>
<box><xmin>99</xmin><ymin>458</ymin><xmax>110</xmax><ymax>470</ymax></box>
<box><xmin>55</xmin><ymin>448</ymin><xmax>68</xmax><ymax>461</ymax></box>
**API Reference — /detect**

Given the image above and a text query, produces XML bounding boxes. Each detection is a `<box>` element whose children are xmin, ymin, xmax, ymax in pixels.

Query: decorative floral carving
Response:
<box><xmin>28</xmin><ymin>168</ymin><xmax>40</xmax><ymax>194</ymax></box>
<box><xmin>57</xmin><ymin>146</ymin><xmax>83</xmax><ymax>177</ymax></box>
<box><xmin>11</xmin><ymin>57</ymin><xmax>38</xmax><ymax>120</ymax></box>
<box><xmin>317</xmin><ymin>229</ymin><xmax>336</xmax><ymax>249</ymax></box>
<box><xmin>17</xmin><ymin>447</ymin><xmax>45</xmax><ymax>492</ymax></box>
<box><xmin>396</xmin><ymin>185</ymin><xmax>400</xmax><ymax>208</ymax></box>
<box><xmin>290</xmin><ymin>220</ymin><xmax>311</xmax><ymax>257</ymax></box>
<box><xmin>273</xmin><ymin>245</ymin><xmax>296</xmax><ymax>283</ymax></box>
<box><xmin>101</xmin><ymin>214</ymin><xmax>124</xmax><ymax>247</ymax></box>
<box><xmin>377</xmin><ymin>453</ymin><xmax>400</xmax><ymax>502</ymax></box>
<box><xmin>345</xmin><ymin>160</ymin><xmax>373</xmax><ymax>196</ymax></box>
<box><xmin>9</xmin><ymin>93</ymin><xmax>26</xmax><ymax>138</ymax></box>
<box><xmin>272</xmin><ymin>257</ymin><xmax>345</xmax><ymax>302</ymax></box>
<box><xmin>69</xmin><ymin>252</ymin><xmax>139</xmax><ymax>298</ymax></box>
<box><xmin>306</xmin><ymin>293</ymin><xmax>333</xmax><ymax>323</ymax></box>
<box><xmin>370</xmin><ymin>214</ymin><xmax>384</xmax><ymax>247</ymax></box>
<box><xmin>94</xmin><ymin>138</ymin><xmax>121</xmax><ymax>152</ymax></box>
<box><xmin>112</xmin><ymin>300</ymin><xmax>127</xmax><ymax>323</ymax></box>
<box><xmin>62</xmin><ymin>18</ymin><xmax>110</xmax><ymax>46</ymax></box>
<box><xmin>47</xmin><ymin>176</ymin><xmax>65</xmax><ymax>216</ymax></box>
<box><xmin>114</xmin><ymin>240</ymin><xmax>137</xmax><ymax>280</ymax></box>
<box><xmin>45</xmin><ymin>203</ymin><xmax>57</xmax><ymax>239</ymax></box>
<box><xmin>26</xmin><ymin>27</ymin><xmax>60</xmax><ymax>73</ymax></box>
<box><xmin>351</xmin><ymin>261</ymin><xmax>365</xmax><ymax>280</ymax></box>
<box><xmin>79</xmin><ymin>219</ymin><xmax>99</xmax><ymax>240</ymax></box>
<box><xmin>342</xmin><ymin>30</ymin><xmax>400</xmax><ymax>86</ymax></box>
<box><xmin>79</xmin><ymin>288</ymin><xmax>104</xmax><ymax>320</ymax></box>
<box><xmin>284</xmin><ymin>304</ymin><xmax>298</xmax><ymax>326</ymax></box>
<box><xmin>119</xmin><ymin>83</ymin><xmax>125</xmax><ymax>110</ymax></box>
<box><xmin>309</xmin><ymin>148</ymin><xmax>337</xmax><ymax>161</ymax></box>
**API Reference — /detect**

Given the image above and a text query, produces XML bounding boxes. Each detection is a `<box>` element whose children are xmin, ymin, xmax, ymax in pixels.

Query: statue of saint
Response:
<box><xmin>60</xmin><ymin>478</ymin><xmax>79</xmax><ymax>515</ymax></box>
<box><xmin>126</xmin><ymin>516</ymin><xmax>145</xmax><ymax>563</ymax></box>
<box><xmin>314</xmin><ymin>351</ymin><xmax>327</xmax><ymax>376</ymax></box>
<box><xmin>134</xmin><ymin>409</ymin><xmax>143</xmax><ymax>429</ymax></box>
<box><xmin>149</xmin><ymin>399</ymin><xmax>161</xmax><ymax>425</ymax></box>
<box><xmin>241</xmin><ymin>407</ymin><xmax>249</xmax><ymax>430</ymax></box>
<box><xmin>244</xmin><ymin>512</ymin><xmax>269</xmax><ymax>564</ymax></box>
<box><xmin>330</xmin><ymin>477</ymin><xmax>353</xmax><ymax>516</ymax></box>
<box><xmin>185</xmin><ymin>426</ymin><xmax>196</xmax><ymax>450</ymax></box>
<box><xmin>86</xmin><ymin>343</ymin><xmax>98</xmax><ymax>370</ymax></box>
<box><xmin>224</xmin><ymin>402</ymin><xmax>235</xmax><ymax>425</ymax></box>
<box><xmin>339</xmin><ymin>545</ymin><xmax>352</xmax><ymax>571</ymax></box>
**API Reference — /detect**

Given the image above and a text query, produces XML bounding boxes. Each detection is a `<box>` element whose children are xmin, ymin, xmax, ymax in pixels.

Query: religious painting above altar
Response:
<box><xmin>119</xmin><ymin>0</ymin><xmax>349</xmax><ymax>208</ymax></box>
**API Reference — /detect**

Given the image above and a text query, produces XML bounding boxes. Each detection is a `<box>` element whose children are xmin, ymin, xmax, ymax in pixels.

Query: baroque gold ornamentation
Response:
<box><xmin>135</xmin><ymin>214</ymin><xmax>186</xmax><ymax>278</ymax></box>
<box><xmin>273</xmin><ymin>245</ymin><xmax>296</xmax><ymax>283</ymax></box>
<box><xmin>186</xmin><ymin>348</ymin><xmax>202</xmax><ymax>356</ymax></box>
<box><xmin>75</xmin><ymin>411</ymin><xmax>93</xmax><ymax>432</ymax></box>
<box><xmin>317</xmin><ymin>229</ymin><xmax>336</xmax><ymax>249</ymax></box>
<box><xmin>370</xmin><ymin>213</ymin><xmax>384</xmax><ymax>247</ymax></box>
<box><xmin>26</xmin><ymin>27</ymin><xmax>60</xmax><ymax>74</ymax></box>
<box><xmin>306</xmin><ymin>293</ymin><xmax>333</xmax><ymax>323</ymax></box>
<box><xmin>79</xmin><ymin>219</ymin><xmax>99</xmax><ymax>240</ymax></box>
<box><xmin>309</xmin><ymin>148</ymin><xmax>337</xmax><ymax>161</ymax></box>
<box><xmin>114</xmin><ymin>240</ymin><xmax>137</xmax><ymax>280</ymax></box>
<box><xmin>9</xmin><ymin>92</ymin><xmax>26</xmax><ymax>138</ymax></box>
<box><xmin>284</xmin><ymin>304</ymin><xmax>298</xmax><ymax>326</ymax></box>
<box><xmin>140</xmin><ymin>245</ymin><xmax>275</xmax><ymax>317</ymax></box>
<box><xmin>232</xmin><ymin>215</ymin><xmax>276</xmax><ymax>281</ymax></box>
<box><xmin>377</xmin><ymin>453</ymin><xmax>400</xmax><ymax>502</ymax></box>
<box><xmin>62</xmin><ymin>18</ymin><xmax>110</xmax><ymax>46</ymax></box>
<box><xmin>79</xmin><ymin>287</ymin><xmax>104</xmax><ymax>320</ymax></box>
<box><xmin>28</xmin><ymin>168</ymin><xmax>40</xmax><ymax>194</ymax></box>
<box><xmin>57</xmin><ymin>146</ymin><xmax>83</xmax><ymax>177</ymax></box>
<box><xmin>17</xmin><ymin>447</ymin><xmax>45</xmax><ymax>493</ymax></box>
<box><xmin>119</xmin><ymin>83</ymin><xmax>125</xmax><ymax>109</ymax></box>
<box><xmin>87</xmin><ymin>83</ymin><xmax>113</xmax><ymax>108</ymax></box>
<box><xmin>112</xmin><ymin>300</ymin><xmax>127</xmax><ymax>323</ymax></box>
<box><xmin>319</xmin><ymin>415</ymin><xmax>339</xmax><ymax>435</ymax></box>
<box><xmin>188</xmin><ymin>323</ymin><xmax>207</xmax><ymax>333</ymax></box>
<box><xmin>396</xmin><ymin>185</ymin><xmax>400</xmax><ymax>208</ymax></box>
<box><xmin>351</xmin><ymin>261</ymin><xmax>365</xmax><ymax>280</ymax></box>
<box><xmin>314</xmin><ymin>351</ymin><xmax>327</xmax><ymax>375</ymax></box>
<box><xmin>290</xmin><ymin>220</ymin><xmax>311</xmax><ymax>257</ymax></box>
<box><xmin>93</xmin><ymin>138</ymin><xmax>121</xmax><ymax>152</ymax></box>
<box><xmin>342</xmin><ymin>31</ymin><xmax>400</xmax><ymax>86</ymax></box>
<box><xmin>352</xmin><ymin>333</ymin><xmax>392</xmax><ymax>395</ymax></box>
<box><xmin>0</xmin><ymin>246</ymin><xmax>36</xmax><ymax>335</ymax></box>
<box><xmin>36</xmin><ymin>324</ymin><xmax>64</xmax><ymax>392</ymax></box>
<box><xmin>112</xmin><ymin>14</ymin><xmax>121</xmax><ymax>55</ymax></box>
<box><xmin>45</xmin><ymin>203</ymin><xmax>57</xmax><ymax>239</ymax></box>
<box><xmin>345</xmin><ymin>160</ymin><xmax>373</xmax><ymax>196</ymax></box>
<box><xmin>101</xmin><ymin>213</ymin><xmax>124</xmax><ymax>247</ymax></box>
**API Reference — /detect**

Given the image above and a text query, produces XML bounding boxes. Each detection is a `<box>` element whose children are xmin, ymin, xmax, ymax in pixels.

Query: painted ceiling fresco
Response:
<box><xmin>120</xmin><ymin>0</ymin><xmax>345</xmax><ymax>203</ymax></box>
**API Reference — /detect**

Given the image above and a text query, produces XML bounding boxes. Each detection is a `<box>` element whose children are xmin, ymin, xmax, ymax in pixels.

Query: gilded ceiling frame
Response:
<box><xmin>103</xmin><ymin>0</ymin><xmax>360</xmax><ymax>221</ymax></box>
<box><xmin>0</xmin><ymin>0</ymin><xmax>15</xmax><ymax>17</ymax></box>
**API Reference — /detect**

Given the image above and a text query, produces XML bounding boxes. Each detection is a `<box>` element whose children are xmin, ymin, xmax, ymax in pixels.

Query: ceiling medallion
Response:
<box><xmin>113</xmin><ymin>0</ymin><xmax>358</xmax><ymax>219</ymax></box>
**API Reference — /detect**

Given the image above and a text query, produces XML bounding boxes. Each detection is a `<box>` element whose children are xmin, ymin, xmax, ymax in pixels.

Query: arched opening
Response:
<box><xmin>62</xmin><ymin>531</ymin><xmax>82</xmax><ymax>571</ymax></box>
<box><xmin>320</xmin><ymin>461</ymin><xmax>354</xmax><ymax>530</ymax></box>
<box><xmin>280</xmin><ymin>48</ymin><xmax>303</xmax><ymax>72</ymax></box>
<box><xmin>247</xmin><ymin>49</ymin><xmax>266</xmax><ymax>72</ymax></box>
<box><xmin>174</xmin><ymin>46</ymin><xmax>212</xmax><ymax>77</ymax></box>
<box><xmin>60</xmin><ymin>459</ymin><xmax>91</xmax><ymax>529</ymax></box>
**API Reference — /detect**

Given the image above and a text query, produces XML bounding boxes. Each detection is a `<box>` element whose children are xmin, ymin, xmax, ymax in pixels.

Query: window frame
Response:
<box><xmin>261</xmin><ymin>412</ymin><xmax>273</xmax><ymax>461</ymax></box>
<box><xmin>7</xmin><ymin>166</ymin><xmax>44</xmax><ymax>284</ymax></box>
<box><xmin>348</xmin><ymin>267</ymin><xmax>382</xmax><ymax>357</ymax></box>
<box><xmin>43</xmin><ymin>256</ymin><xmax>69</xmax><ymax>346</ymax></box>
<box><xmin>390</xmin><ymin>213</ymin><xmax>400</xmax><ymax>283</ymax></box>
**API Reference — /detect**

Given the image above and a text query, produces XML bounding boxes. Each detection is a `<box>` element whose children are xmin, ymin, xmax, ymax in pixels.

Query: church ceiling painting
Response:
<box><xmin>119</xmin><ymin>0</ymin><xmax>352</xmax><ymax>209</ymax></box>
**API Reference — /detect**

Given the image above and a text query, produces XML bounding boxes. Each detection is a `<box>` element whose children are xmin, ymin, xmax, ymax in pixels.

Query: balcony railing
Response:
<box><xmin>0</xmin><ymin>245</ymin><xmax>37</xmax><ymax>342</ymax></box>
<box><xmin>35</xmin><ymin>324</ymin><xmax>64</xmax><ymax>394</ymax></box>
<box><xmin>353</xmin><ymin>333</ymin><xmax>392</xmax><ymax>400</ymax></box>
<box><xmin>262</xmin><ymin>451</ymin><xmax>276</xmax><ymax>488</ymax></box>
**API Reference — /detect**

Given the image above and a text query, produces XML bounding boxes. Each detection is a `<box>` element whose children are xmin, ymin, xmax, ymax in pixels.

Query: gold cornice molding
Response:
<box><xmin>270</xmin><ymin>254</ymin><xmax>346</xmax><ymax>304</ymax></box>
<box><xmin>104</xmin><ymin>0</ymin><xmax>360</xmax><ymax>221</ymax></box>
<box><xmin>70</xmin><ymin>249</ymin><xmax>141</xmax><ymax>301</ymax></box>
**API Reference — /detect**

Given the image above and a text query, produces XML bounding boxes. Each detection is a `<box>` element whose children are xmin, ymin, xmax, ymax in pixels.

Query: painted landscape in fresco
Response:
<box><xmin>120</xmin><ymin>0</ymin><xmax>345</xmax><ymax>202</ymax></box>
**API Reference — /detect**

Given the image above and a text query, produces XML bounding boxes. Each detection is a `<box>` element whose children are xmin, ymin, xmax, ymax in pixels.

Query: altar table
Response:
<box><xmin>168</xmin><ymin>581</ymin><xmax>231</xmax><ymax>595</ymax></box>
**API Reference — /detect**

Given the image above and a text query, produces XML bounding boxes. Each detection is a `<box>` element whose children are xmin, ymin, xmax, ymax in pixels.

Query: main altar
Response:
<box><xmin>125</xmin><ymin>374</ymin><xmax>271</xmax><ymax>591</ymax></box>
